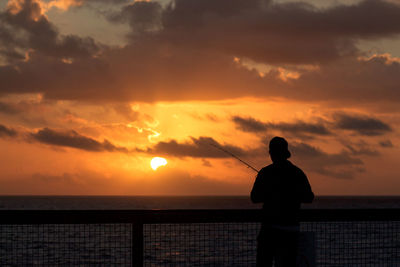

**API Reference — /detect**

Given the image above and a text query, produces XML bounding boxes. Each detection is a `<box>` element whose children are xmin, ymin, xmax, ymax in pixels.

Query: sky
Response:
<box><xmin>0</xmin><ymin>0</ymin><xmax>399</xmax><ymax>195</ymax></box>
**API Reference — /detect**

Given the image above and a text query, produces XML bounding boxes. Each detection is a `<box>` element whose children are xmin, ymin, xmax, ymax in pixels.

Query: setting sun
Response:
<box><xmin>151</xmin><ymin>157</ymin><xmax>168</xmax><ymax>170</ymax></box>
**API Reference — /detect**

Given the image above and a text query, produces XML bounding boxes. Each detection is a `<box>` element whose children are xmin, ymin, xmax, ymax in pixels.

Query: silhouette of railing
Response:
<box><xmin>0</xmin><ymin>209</ymin><xmax>399</xmax><ymax>266</ymax></box>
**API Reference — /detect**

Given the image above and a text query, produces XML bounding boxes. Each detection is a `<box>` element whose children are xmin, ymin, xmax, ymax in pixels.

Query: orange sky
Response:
<box><xmin>0</xmin><ymin>0</ymin><xmax>399</xmax><ymax>195</ymax></box>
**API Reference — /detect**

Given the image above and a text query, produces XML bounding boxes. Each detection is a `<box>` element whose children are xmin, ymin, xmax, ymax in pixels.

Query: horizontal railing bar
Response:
<box><xmin>0</xmin><ymin>209</ymin><xmax>399</xmax><ymax>225</ymax></box>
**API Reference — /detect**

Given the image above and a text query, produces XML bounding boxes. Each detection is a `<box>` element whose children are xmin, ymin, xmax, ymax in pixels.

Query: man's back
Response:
<box><xmin>251</xmin><ymin>160</ymin><xmax>314</xmax><ymax>225</ymax></box>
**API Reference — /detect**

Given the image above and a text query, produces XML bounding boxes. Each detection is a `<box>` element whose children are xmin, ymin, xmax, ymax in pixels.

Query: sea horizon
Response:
<box><xmin>1</xmin><ymin>195</ymin><xmax>399</xmax><ymax>210</ymax></box>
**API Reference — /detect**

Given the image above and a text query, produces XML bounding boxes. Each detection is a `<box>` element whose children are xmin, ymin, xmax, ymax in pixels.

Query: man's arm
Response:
<box><xmin>298</xmin><ymin>169</ymin><xmax>314</xmax><ymax>203</ymax></box>
<box><xmin>250</xmin><ymin>169</ymin><xmax>265</xmax><ymax>203</ymax></box>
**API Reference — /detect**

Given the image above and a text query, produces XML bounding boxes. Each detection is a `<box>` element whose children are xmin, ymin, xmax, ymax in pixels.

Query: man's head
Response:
<box><xmin>269</xmin><ymin>136</ymin><xmax>291</xmax><ymax>162</ymax></box>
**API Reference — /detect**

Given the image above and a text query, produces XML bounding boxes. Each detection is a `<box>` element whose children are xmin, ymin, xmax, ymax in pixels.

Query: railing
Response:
<box><xmin>0</xmin><ymin>209</ymin><xmax>399</xmax><ymax>266</ymax></box>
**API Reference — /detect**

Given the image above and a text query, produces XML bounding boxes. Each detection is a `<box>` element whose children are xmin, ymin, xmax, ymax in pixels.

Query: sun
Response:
<box><xmin>150</xmin><ymin>157</ymin><xmax>168</xmax><ymax>170</ymax></box>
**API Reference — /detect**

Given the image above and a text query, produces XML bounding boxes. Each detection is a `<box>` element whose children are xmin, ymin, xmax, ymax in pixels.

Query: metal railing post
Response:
<box><xmin>132</xmin><ymin>222</ymin><xmax>144</xmax><ymax>267</ymax></box>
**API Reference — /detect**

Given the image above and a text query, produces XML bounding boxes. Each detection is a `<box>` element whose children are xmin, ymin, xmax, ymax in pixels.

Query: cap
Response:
<box><xmin>269</xmin><ymin>136</ymin><xmax>291</xmax><ymax>159</ymax></box>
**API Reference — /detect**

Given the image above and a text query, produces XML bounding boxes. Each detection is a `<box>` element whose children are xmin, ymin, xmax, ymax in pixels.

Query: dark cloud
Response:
<box><xmin>30</xmin><ymin>127</ymin><xmax>128</xmax><ymax>152</ymax></box>
<box><xmin>110</xmin><ymin>1</ymin><xmax>162</xmax><ymax>35</ymax></box>
<box><xmin>0</xmin><ymin>124</ymin><xmax>17</xmax><ymax>137</ymax></box>
<box><xmin>232</xmin><ymin>116</ymin><xmax>331</xmax><ymax>136</ymax></box>
<box><xmin>159</xmin><ymin>0</ymin><xmax>344</xmax><ymax>65</ymax></box>
<box><xmin>333</xmin><ymin>113</ymin><xmax>392</xmax><ymax>136</ymax></box>
<box><xmin>205</xmin><ymin>113</ymin><xmax>220</xmax><ymax>122</ymax></box>
<box><xmin>189</xmin><ymin>112</ymin><xmax>220</xmax><ymax>122</ymax></box>
<box><xmin>202</xmin><ymin>159</ymin><xmax>212</xmax><ymax>167</ymax></box>
<box><xmin>81</xmin><ymin>0</ymin><xmax>130</xmax><ymax>3</ymax></box>
<box><xmin>0</xmin><ymin>100</ymin><xmax>46</xmax><ymax>115</ymax></box>
<box><xmin>290</xmin><ymin>142</ymin><xmax>364</xmax><ymax>179</ymax></box>
<box><xmin>112</xmin><ymin>104</ymin><xmax>139</xmax><ymax>121</ymax></box>
<box><xmin>291</xmin><ymin>142</ymin><xmax>362</xmax><ymax>166</ymax></box>
<box><xmin>73</xmin><ymin>0</ymin><xmax>131</xmax><ymax>5</ymax></box>
<box><xmin>0</xmin><ymin>0</ymin><xmax>100</xmax><ymax>63</ymax></box>
<box><xmin>379</xmin><ymin>139</ymin><xmax>394</xmax><ymax>148</ymax></box>
<box><xmin>0</xmin><ymin>102</ymin><xmax>20</xmax><ymax>114</ymax></box>
<box><xmin>147</xmin><ymin>136</ymin><xmax>248</xmax><ymax>158</ymax></box>
<box><xmin>0</xmin><ymin>100</ymin><xmax>59</xmax><ymax>129</ymax></box>
<box><xmin>1</xmin><ymin>0</ymin><xmax>400</xmax><ymax>103</ymax></box>
<box><xmin>283</xmin><ymin>54</ymin><xmax>400</xmax><ymax>103</ymax></box>
<box><xmin>341</xmin><ymin>140</ymin><xmax>380</xmax><ymax>156</ymax></box>
<box><xmin>268</xmin><ymin>121</ymin><xmax>331</xmax><ymax>136</ymax></box>
<box><xmin>2</xmin><ymin>40</ymin><xmax>399</xmax><ymax>104</ymax></box>
<box><xmin>158</xmin><ymin>0</ymin><xmax>400</xmax><ymax>65</ymax></box>
<box><xmin>232</xmin><ymin>116</ymin><xmax>267</xmax><ymax>133</ymax></box>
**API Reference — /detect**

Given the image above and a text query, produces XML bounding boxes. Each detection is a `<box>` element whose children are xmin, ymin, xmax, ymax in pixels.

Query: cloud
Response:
<box><xmin>290</xmin><ymin>142</ymin><xmax>362</xmax><ymax>166</ymax></box>
<box><xmin>30</xmin><ymin>127</ymin><xmax>129</xmax><ymax>152</ymax></box>
<box><xmin>333</xmin><ymin>113</ymin><xmax>392</xmax><ymax>136</ymax></box>
<box><xmin>281</xmin><ymin>54</ymin><xmax>400</xmax><ymax>103</ymax></box>
<box><xmin>257</xmin><ymin>137</ymin><xmax>368</xmax><ymax>179</ymax></box>
<box><xmin>0</xmin><ymin>0</ymin><xmax>100</xmax><ymax>63</ymax></box>
<box><xmin>268</xmin><ymin>121</ymin><xmax>331</xmax><ymax>136</ymax></box>
<box><xmin>379</xmin><ymin>139</ymin><xmax>394</xmax><ymax>148</ymax></box>
<box><xmin>202</xmin><ymin>158</ymin><xmax>212</xmax><ymax>167</ymax></box>
<box><xmin>147</xmin><ymin>136</ymin><xmax>249</xmax><ymax>158</ymax></box>
<box><xmin>189</xmin><ymin>112</ymin><xmax>220</xmax><ymax>122</ymax></box>
<box><xmin>341</xmin><ymin>140</ymin><xmax>380</xmax><ymax>156</ymax></box>
<box><xmin>2</xmin><ymin>40</ymin><xmax>399</xmax><ymax>104</ymax></box>
<box><xmin>0</xmin><ymin>124</ymin><xmax>17</xmax><ymax>137</ymax></box>
<box><xmin>0</xmin><ymin>99</ymin><xmax>71</xmax><ymax>128</ymax></box>
<box><xmin>112</xmin><ymin>103</ymin><xmax>139</xmax><ymax>122</ymax></box>
<box><xmin>232</xmin><ymin>116</ymin><xmax>267</xmax><ymax>133</ymax></box>
<box><xmin>46</xmin><ymin>0</ymin><xmax>130</xmax><ymax>11</ymax></box>
<box><xmin>109</xmin><ymin>1</ymin><xmax>162</xmax><ymax>35</ymax></box>
<box><xmin>157</xmin><ymin>0</ymin><xmax>400</xmax><ymax>64</ymax></box>
<box><xmin>232</xmin><ymin>112</ymin><xmax>392</xmax><ymax>139</ymax></box>
<box><xmin>0</xmin><ymin>99</ymin><xmax>46</xmax><ymax>115</ymax></box>
<box><xmin>232</xmin><ymin>115</ymin><xmax>331</xmax><ymax>136</ymax></box>
<box><xmin>0</xmin><ymin>101</ymin><xmax>20</xmax><ymax>114</ymax></box>
<box><xmin>0</xmin><ymin>120</ymin><xmax>160</xmax><ymax>154</ymax></box>
<box><xmin>1</xmin><ymin>0</ymin><xmax>400</xmax><ymax>104</ymax></box>
<box><xmin>289</xmin><ymin>141</ymin><xmax>365</xmax><ymax>179</ymax></box>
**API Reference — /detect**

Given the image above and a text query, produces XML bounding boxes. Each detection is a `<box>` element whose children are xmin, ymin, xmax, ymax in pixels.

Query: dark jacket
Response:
<box><xmin>251</xmin><ymin>160</ymin><xmax>314</xmax><ymax>226</ymax></box>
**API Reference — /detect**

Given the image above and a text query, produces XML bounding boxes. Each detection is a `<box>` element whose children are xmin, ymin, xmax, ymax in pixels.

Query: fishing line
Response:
<box><xmin>209</xmin><ymin>143</ymin><xmax>259</xmax><ymax>173</ymax></box>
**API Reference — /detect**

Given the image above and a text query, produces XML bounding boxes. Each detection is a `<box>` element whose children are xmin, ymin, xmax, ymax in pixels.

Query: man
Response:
<box><xmin>251</xmin><ymin>136</ymin><xmax>314</xmax><ymax>267</ymax></box>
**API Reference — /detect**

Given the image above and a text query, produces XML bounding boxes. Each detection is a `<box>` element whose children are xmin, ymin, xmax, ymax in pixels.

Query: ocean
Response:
<box><xmin>0</xmin><ymin>195</ymin><xmax>399</xmax><ymax>210</ymax></box>
<box><xmin>0</xmin><ymin>196</ymin><xmax>399</xmax><ymax>266</ymax></box>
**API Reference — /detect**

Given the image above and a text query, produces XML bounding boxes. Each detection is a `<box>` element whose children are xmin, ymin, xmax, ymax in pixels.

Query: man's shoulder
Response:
<box><xmin>259</xmin><ymin>161</ymin><xmax>305</xmax><ymax>174</ymax></box>
<box><xmin>287</xmin><ymin>161</ymin><xmax>306</xmax><ymax>175</ymax></box>
<box><xmin>256</xmin><ymin>165</ymin><xmax>271</xmax><ymax>177</ymax></box>
<box><xmin>260</xmin><ymin>164</ymin><xmax>274</xmax><ymax>172</ymax></box>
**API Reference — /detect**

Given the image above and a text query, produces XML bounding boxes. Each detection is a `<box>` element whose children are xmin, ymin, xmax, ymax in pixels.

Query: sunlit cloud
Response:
<box><xmin>46</xmin><ymin>0</ymin><xmax>83</xmax><ymax>11</ymax></box>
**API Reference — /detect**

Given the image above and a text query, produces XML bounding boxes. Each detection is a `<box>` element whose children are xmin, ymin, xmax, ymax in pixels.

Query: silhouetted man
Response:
<box><xmin>251</xmin><ymin>136</ymin><xmax>314</xmax><ymax>267</ymax></box>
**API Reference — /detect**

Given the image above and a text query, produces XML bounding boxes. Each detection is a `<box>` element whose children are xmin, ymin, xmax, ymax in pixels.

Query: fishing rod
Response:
<box><xmin>209</xmin><ymin>143</ymin><xmax>259</xmax><ymax>173</ymax></box>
